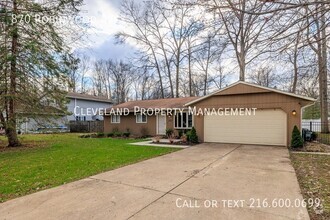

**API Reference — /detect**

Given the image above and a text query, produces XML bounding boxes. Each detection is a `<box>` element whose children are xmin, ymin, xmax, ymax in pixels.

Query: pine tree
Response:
<box><xmin>291</xmin><ymin>126</ymin><xmax>304</xmax><ymax>148</ymax></box>
<box><xmin>189</xmin><ymin>127</ymin><xmax>199</xmax><ymax>144</ymax></box>
<box><xmin>0</xmin><ymin>0</ymin><xmax>83</xmax><ymax>147</ymax></box>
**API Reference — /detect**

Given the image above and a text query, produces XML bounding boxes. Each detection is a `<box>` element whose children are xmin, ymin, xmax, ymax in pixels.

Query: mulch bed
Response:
<box><xmin>290</xmin><ymin>142</ymin><xmax>330</xmax><ymax>153</ymax></box>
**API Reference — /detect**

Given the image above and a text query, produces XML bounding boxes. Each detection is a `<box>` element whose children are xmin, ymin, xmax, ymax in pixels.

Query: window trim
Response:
<box><xmin>136</xmin><ymin>113</ymin><xmax>147</xmax><ymax>124</ymax></box>
<box><xmin>174</xmin><ymin>112</ymin><xmax>193</xmax><ymax>129</ymax></box>
<box><xmin>111</xmin><ymin>115</ymin><xmax>121</xmax><ymax>124</ymax></box>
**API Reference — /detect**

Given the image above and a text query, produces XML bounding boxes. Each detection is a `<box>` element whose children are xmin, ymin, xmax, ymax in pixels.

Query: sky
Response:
<box><xmin>73</xmin><ymin>0</ymin><xmax>137</xmax><ymax>61</ymax></box>
<box><xmin>70</xmin><ymin>0</ymin><xmax>277</xmax><ymax>87</ymax></box>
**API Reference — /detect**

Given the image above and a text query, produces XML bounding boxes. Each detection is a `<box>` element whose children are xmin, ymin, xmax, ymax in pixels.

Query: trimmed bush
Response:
<box><xmin>96</xmin><ymin>132</ymin><xmax>105</xmax><ymax>138</ymax></box>
<box><xmin>106</xmin><ymin>133</ymin><xmax>114</xmax><ymax>137</ymax></box>
<box><xmin>189</xmin><ymin>127</ymin><xmax>198</xmax><ymax>144</ymax></box>
<box><xmin>113</xmin><ymin>131</ymin><xmax>122</xmax><ymax>137</ymax></box>
<box><xmin>291</xmin><ymin>126</ymin><xmax>304</xmax><ymax>148</ymax></box>
<box><xmin>123</xmin><ymin>132</ymin><xmax>130</xmax><ymax>138</ymax></box>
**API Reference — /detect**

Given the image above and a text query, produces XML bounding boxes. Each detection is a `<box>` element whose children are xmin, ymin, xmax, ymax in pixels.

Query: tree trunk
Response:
<box><xmin>6</xmin><ymin>126</ymin><xmax>20</xmax><ymax>147</ymax></box>
<box><xmin>319</xmin><ymin>3</ymin><xmax>329</xmax><ymax>133</ymax></box>
<box><xmin>7</xmin><ymin>0</ymin><xmax>21</xmax><ymax>147</ymax></box>
<box><xmin>151</xmin><ymin>48</ymin><xmax>165</xmax><ymax>98</ymax></box>
<box><xmin>292</xmin><ymin>32</ymin><xmax>300</xmax><ymax>93</ymax></box>
<box><xmin>175</xmin><ymin>53</ymin><xmax>180</xmax><ymax>98</ymax></box>
<box><xmin>188</xmin><ymin>45</ymin><xmax>192</xmax><ymax>97</ymax></box>
<box><xmin>292</xmin><ymin>56</ymin><xmax>298</xmax><ymax>93</ymax></box>
<box><xmin>239</xmin><ymin>1</ymin><xmax>246</xmax><ymax>82</ymax></box>
<box><xmin>239</xmin><ymin>53</ymin><xmax>246</xmax><ymax>81</ymax></box>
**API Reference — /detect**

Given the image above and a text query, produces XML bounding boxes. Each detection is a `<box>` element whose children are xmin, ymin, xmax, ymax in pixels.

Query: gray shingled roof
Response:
<box><xmin>67</xmin><ymin>92</ymin><xmax>113</xmax><ymax>103</ymax></box>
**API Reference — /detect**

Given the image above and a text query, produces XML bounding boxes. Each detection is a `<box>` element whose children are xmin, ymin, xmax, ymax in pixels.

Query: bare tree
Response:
<box><xmin>203</xmin><ymin>0</ymin><xmax>278</xmax><ymax>81</ymax></box>
<box><xmin>306</xmin><ymin>3</ymin><xmax>329</xmax><ymax>133</ymax></box>
<box><xmin>106</xmin><ymin>60</ymin><xmax>134</xmax><ymax>104</ymax></box>
<box><xmin>249</xmin><ymin>67</ymin><xmax>277</xmax><ymax>87</ymax></box>
<box><xmin>116</xmin><ymin>0</ymin><xmax>166</xmax><ymax>98</ymax></box>
<box><xmin>78</xmin><ymin>55</ymin><xmax>91</xmax><ymax>94</ymax></box>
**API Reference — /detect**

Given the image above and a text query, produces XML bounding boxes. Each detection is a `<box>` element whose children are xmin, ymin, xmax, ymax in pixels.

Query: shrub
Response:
<box><xmin>311</xmin><ymin>132</ymin><xmax>318</xmax><ymax>141</ymax></box>
<box><xmin>291</xmin><ymin>126</ymin><xmax>304</xmax><ymax>148</ymax></box>
<box><xmin>186</xmin><ymin>130</ymin><xmax>191</xmax><ymax>141</ymax></box>
<box><xmin>106</xmin><ymin>132</ymin><xmax>114</xmax><ymax>137</ymax></box>
<box><xmin>96</xmin><ymin>132</ymin><xmax>105</xmax><ymax>138</ymax></box>
<box><xmin>189</xmin><ymin>127</ymin><xmax>198</xmax><ymax>143</ymax></box>
<box><xmin>165</xmin><ymin>128</ymin><xmax>174</xmax><ymax>138</ymax></box>
<box><xmin>123</xmin><ymin>132</ymin><xmax>130</xmax><ymax>138</ymax></box>
<box><xmin>181</xmin><ymin>134</ymin><xmax>187</xmax><ymax>143</ymax></box>
<box><xmin>169</xmin><ymin>135</ymin><xmax>175</xmax><ymax>144</ymax></box>
<box><xmin>178</xmin><ymin>130</ymin><xmax>184</xmax><ymax>138</ymax></box>
<box><xmin>79</xmin><ymin>134</ymin><xmax>90</xmax><ymax>138</ymax></box>
<box><xmin>113</xmin><ymin>131</ymin><xmax>122</xmax><ymax>137</ymax></box>
<box><xmin>140</xmin><ymin>127</ymin><xmax>149</xmax><ymax>138</ymax></box>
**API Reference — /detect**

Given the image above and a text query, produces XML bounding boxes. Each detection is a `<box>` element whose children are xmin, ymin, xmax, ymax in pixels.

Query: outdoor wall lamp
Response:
<box><xmin>292</xmin><ymin>110</ymin><xmax>297</xmax><ymax>116</ymax></box>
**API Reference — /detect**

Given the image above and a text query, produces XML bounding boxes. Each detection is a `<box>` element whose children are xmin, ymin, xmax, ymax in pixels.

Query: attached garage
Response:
<box><xmin>204</xmin><ymin>109</ymin><xmax>287</xmax><ymax>146</ymax></box>
<box><xmin>185</xmin><ymin>81</ymin><xmax>316</xmax><ymax>147</ymax></box>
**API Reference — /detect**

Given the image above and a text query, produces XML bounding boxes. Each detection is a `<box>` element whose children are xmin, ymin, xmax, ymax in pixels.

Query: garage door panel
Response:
<box><xmin>204</xmin><ymin>109</ymin><xmax>287</xmax><ymax>146</ymax></box>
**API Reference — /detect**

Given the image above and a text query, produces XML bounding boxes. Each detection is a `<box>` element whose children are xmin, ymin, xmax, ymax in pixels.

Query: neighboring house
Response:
<box><xmin>66</xmin><ymin>92</ymin><xmax>113</xmax><ymax>121</ymax></box>
<box><xmin>104</xmin><ymin>81</ymin><xmax>315</xmax><ymax>147</ymax></box>
<box><xmin>19</xmin><ymin>92</ymin><xmax>113</xmax><ymax>133</ymax></box>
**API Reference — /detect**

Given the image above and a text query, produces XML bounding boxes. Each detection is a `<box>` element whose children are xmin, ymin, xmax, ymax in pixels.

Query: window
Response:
<box><xmin>111</xmin><ymin>115</ymin><xmax>120</xmax><ymax>123</ymax></box>
<box><xmin>75</xmin><ymin>116</ymin><xmax>86</xmax><ymax>121</ymax></box>
<box><xmin>136</xmin><ymin>113</ymin><xmax>147</xmax><ymax>123</ymax></box>
<box><xmin>174</xmin><ymin>112</ymin><xmax>193</xmax><ymax>129</ymax></box>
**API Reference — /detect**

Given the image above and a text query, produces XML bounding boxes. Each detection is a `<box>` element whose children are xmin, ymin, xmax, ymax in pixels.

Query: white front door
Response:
<box><xmin>157</xmin><ymin>115</ymin><xmax>166</xmax><ymax>135</ymax></box>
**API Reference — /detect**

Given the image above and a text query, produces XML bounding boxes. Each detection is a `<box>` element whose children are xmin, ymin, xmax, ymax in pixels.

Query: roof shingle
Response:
<box><xmin>67</xmin><ymin>92</ymin><xmax>112</xmax><ymax>103</ymax></box>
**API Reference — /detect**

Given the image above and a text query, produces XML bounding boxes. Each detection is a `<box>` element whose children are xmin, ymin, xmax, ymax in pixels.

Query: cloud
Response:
<box><xmin>92</xmin><ymin>36</ymin><xmax>136</xmax><ymax>60</ymax></box>
<box><xmin>71</xmin><ymin>0</ymin><xmax>137</xmax><ymax>61</ymax></box>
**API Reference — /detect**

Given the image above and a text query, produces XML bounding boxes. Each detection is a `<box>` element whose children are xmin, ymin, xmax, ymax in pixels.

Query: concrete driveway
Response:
<box><xmin>0</xmin><ymin>144</ymin><xmax>309</xmax><ymax>220</ymax></box>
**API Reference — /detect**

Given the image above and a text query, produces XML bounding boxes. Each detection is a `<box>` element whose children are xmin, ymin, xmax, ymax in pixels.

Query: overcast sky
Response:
<box><xmin>74</xmin><ymin>0</ymin><xmax>136</xmax><ymax>61</ymax></box>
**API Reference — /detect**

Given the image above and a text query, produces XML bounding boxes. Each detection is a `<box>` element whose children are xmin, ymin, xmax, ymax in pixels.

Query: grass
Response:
<box><xmin>290</xmin><ymin>153</ymin><xmax>330</xmax><ymax>220</ymax></box>
<box><xmin>0</xmin><ymin>133</ymin><xmax>179</xmax><ymax>203</ymax></box>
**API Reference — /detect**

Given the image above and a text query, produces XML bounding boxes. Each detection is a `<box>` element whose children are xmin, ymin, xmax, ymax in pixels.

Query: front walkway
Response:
<box><xmin>130</xmin><ymin>140</ymin><xmax>191</xmax><ymax>148</ymax></box>
<box><xmin>0</xmin><ymin>144</ymin><xmax>309</xmax><ymax>220</ymax></box>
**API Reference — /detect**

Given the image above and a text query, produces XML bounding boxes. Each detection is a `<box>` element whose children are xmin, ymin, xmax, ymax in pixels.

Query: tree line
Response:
<box><xmin>70</xmin><ymin>0</ymin><xmax>329</xmax><ymax>132</ymax></box>
<box><xmin>1</xmin><ymin>0</ymin><xmax>329</xmax><ymax>147</ymax></box>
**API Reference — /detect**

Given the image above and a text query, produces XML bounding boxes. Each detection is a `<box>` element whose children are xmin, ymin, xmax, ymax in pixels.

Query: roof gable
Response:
<box><xmin>214</xmin><ymin>83</ymin><xmax>271</xmax><ymax>96</ymax></box>
<box><xmin>185</xmin><ymin>81</ymin><xmax>316</xmax><ymax>106</ymax></box>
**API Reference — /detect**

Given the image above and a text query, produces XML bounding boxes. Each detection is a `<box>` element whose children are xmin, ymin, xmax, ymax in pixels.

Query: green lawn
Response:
<box><xmin>290</xmin><ymin>153</ymin><xmax>330</xmax><ymax>220</ymax></box>
<box><xmin>0</xmin><ymin>134</ymin><xmax>179</xmax><ymax>203</ymax></box>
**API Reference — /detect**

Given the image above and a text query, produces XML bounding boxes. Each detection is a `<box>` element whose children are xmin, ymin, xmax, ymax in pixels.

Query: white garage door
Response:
<box><xmin>204</xmin><ymin>109</ymin><xmax>287</xmax><ymax>146</ymax></box>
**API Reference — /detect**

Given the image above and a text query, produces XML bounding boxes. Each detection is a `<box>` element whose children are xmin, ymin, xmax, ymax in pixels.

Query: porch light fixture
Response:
<box><xmin>292</xmin><ymin>110</ymin><xmax>297</xmax><ymax>116</ymax></box>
